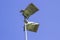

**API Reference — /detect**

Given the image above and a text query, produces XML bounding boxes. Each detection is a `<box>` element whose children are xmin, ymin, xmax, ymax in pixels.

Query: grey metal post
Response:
<box><xmin>24</xmin><ymin>18</ymin><xmax>28</xmax><ymax>40</ymax></box>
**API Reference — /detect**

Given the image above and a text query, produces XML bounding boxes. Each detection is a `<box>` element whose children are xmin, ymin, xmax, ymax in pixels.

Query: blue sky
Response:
<box><xmin>0</xmin><ymin>0</ymin><xmax>60</xmax><ymax>40</ymax></box>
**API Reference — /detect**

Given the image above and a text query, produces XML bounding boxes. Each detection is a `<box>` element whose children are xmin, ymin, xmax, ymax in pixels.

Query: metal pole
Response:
<box><xmin>24</xmin><ymin>19</ymin><xmax>28</xmax><ymax>40</ymax></box>
<box><xmin>25</xmin><ymin>23</ymin><xmax>28</xmax><ymax>40</ymax></box>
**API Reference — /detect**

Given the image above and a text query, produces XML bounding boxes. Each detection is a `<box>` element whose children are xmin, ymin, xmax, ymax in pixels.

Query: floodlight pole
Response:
<box><xmin>25</xmin><ymin>23</ymin><xmax>28</xmax><ymax>40</ymax></box>
<box><xmin>24</xmin><ymin>18</ymin><xmax>28</xmax><ymax>40</ymax></box>
<box><xmin>20</xmin><ymin>10</ymin><xmax>28</xmax><ymax>40</ymax></box>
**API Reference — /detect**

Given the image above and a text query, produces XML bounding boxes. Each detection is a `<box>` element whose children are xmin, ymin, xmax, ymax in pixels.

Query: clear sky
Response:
<box><xmin>0</xmin><ymin>0</ymin><xmax>60</xmax><ymax>40</ymax></box>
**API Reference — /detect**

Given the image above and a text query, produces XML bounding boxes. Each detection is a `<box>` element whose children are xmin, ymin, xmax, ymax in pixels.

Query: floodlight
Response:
<box><xmin>24</xmin><ymin>21</ymin><xmax>39</xmax><ymax>32</ymax></box>
<box><xmin>20</xmin><ymin>3</ymin><xmax>39</xmax><ymax>19</ymax></box>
